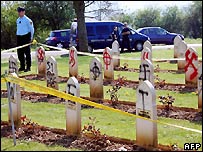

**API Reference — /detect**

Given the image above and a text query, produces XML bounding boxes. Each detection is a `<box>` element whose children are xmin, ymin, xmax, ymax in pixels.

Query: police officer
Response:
<box><xmin>111</xmin><ymin>26</ymin><xmax>120</xmax><ymax>44</ymax></box>
<box><xmin>16</xmin><ymin>7</ymin><xmax>34</xmax><ymax>72</ymax></box>
<box><xmin>70</xmin><ymin>18</ymin><xmax>77</xmax><ymax>47</ymax></box>
<box><xmin>121</xmin><ymin>22</ymin><xmax>131</xmax><ymax>52</ymax></box>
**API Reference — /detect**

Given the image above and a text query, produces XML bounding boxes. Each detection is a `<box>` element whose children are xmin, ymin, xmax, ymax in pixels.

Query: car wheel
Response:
<box><xmin>134</xmin><ymin>41</ymin><xmax>143</xmax><ymax>52</ymax></box>
<box><xmin>88</xmin><ymin>45</ymin><xmax>93</xmax><ymax>53</ymax></box>
<box><xmin>56</xmin><ymin>43</ymin><xmax>63</xmax><ymax>48</ymax></box>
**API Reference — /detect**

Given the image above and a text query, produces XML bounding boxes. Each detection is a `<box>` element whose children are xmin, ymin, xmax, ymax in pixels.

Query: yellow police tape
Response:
<box><xmin>1</xmin><ymin>74</ymin><xmax>202</xmax><ymax>134</ymax></box>
<box><xmin>1</xmin><ymin>43</ymin><xmax>32</xmax><ymax>53</ymax></box>
<box><xmin>38</xmin><ymin>43</ymin><xmax>69</xmax><ymax>52</ymax></box>
<box><xmin>1</xmin><ymin>40</ymin><xmax>38</xmax><ymax>53</ymax></box>
<box><xmin>1</xmin><ymin>78</ymin><xmax>6</xmax><ymax>83</ymax></box>
<box><xmin>1</xmin><ymin>41</ymin><xmax>201</xmax><ymax>61</ymax></box>
<box><xmin>37</xmin><ymin>42</ymin><xmax>202</xmax><ymax>61</ymax></box>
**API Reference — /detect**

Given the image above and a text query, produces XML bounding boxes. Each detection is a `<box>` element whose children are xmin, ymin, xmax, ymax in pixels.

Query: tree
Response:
<box><xmin>23</xmin><ymin>1</ymin><xmax>75</xmax><ymax>43</ymax></box>
<box><xmin>73</xmin><ymin>1</ymin><xmax>88</xmax><ymax>52</ymax></box>
<box><xmin>85</xmin><ymin>1</ymin><xmax>122</xmax><ymax>21</ymax></box>
<box><xmin>25</xmin><ymin>1</ymin><xmax>75</xmax><ymax>30</ymax></box>
<box><xmin>133</xmin><ymin>7</ymin><xmax>161</xmax><ymax>29</ymax></box>
<box><xmin>160</xmin><ymin>6</ymin><xmax>184</xmax><ymax>34</ymax></box>
<box><xmin>183</xmin><ymin>1</ymin><xmax>202</xmax><ymax>38</ymax></box>
<box><xmin>1</xmin><ymin>1</ymin><xmax>24</xmax><ymax>49</ymax></box>
<box><xmin>110</xmin><ymin>7</ymin><xmax>161</xmax><ymax>29</ymax></box>
<box><xmin>110</xmin><ymin>13</ymin><xmax>134</xmax><ymax>28</ymax></box>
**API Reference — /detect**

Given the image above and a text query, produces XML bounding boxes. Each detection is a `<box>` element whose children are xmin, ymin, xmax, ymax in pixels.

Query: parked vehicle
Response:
<box><xmin>45</xmin><ymin>29</ymin><xmax>71</xmax><ymax>48</ymax></box>
<box><xmin>136</xmin><ymin>27</ymin><xmax>184</xmax><ymax>45</ymax></box>
<box><xmin>73</xmin><ymin>21</ymin><xmax>150</xmax><ymax>53</ymax></box>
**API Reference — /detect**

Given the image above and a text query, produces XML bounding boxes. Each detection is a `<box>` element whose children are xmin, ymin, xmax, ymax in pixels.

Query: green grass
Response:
<box><xmin>1</xmin><ymin>99</ymin><xmax>202</xmax><ymax>150</ymax></box>
<box><xmin>184</xmin><ymin>38</ymin><xmax>202</xmax><ymax>44</ymax></box>
<box><xmin>1</xmin><ymin>79</ymin><xmax>198</xmax><ymax>109</ymax></box>
<box><xmin>1</xmin><ymin>46</ymin><xmax>202</xmax><ymax>76</ymax></box>
<box><xmin>1</xmin><ymin>137</ymin><xmax>82</xmax><ymax>151</ymax></box>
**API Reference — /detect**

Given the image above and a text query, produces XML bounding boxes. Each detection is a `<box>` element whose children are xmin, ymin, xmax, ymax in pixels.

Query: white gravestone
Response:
<box><xmin>112</xmin><ymin>40</ymin><xmax>120</xmax><ymax>68</ymax></box>
<box><xmin>139</xmin><ymin>59</ymin><xmax>154</xmax><ymax>86</ymax></box>
<box><xmin>143</xmin><ymin>40</ymin><xmax>152</xmax><ymax>52</ymax></box>
<box><xmin>69</xmin><ymin>46</ymin><xmax>78</xmax><ymax>77</ymax></box>
<box><xmin>103</xmin><ymin>47</ymin><xmax>114</xmax><ymax>80</ymax></box>
<box><xmin>89</xmin><ymin>57</ymin><xmax>104</xmax><ymax>100</ymax></box>
<box><xmin>8</xmin><ymin>73</ymin><xmax>21</xmax><ymax>128</ymax></box>
<box><xmin>198</xmin><ymin>63</ymin><xmax>202</xmax><ymax>112</ymax></box>
<box><xmin>136</xmin><ymin>80</ymin><xmax>157</xmax><ymax>147</ymax></box>
<box><xmin>36</xmin><ymin>46</ymin><xmax>46</xmax><ymax>76</ymax></box>
<box><xmin>174</xmin><ymin>35</ymin><xmax>182</xmax><ymax>58</ymax></box>
<box><xmin>141</xmin><ymin>47</ymin><xmax>152</xmax><ymax>62</ymax></box>
<box><xmin>46</xmin><ymin>56</ymin><xmax>58</xmax><ymax>90</ymax></box>
<box><xmin>177</xmin><ymin>41</ymin><xmax>187</xmax><ymax>70</ymax></box>
<box><xmin>185</xmin><ymin>47</ymin><xmax>198</xmax><ymax>86</ymax></box>
<box><xmin>66</xmin><ymin>77</ymin><xmax>81</xmax><ymax>135</ymax></box>
<box><xmin>8</xmin><ymin>55</ymin><xmax>18</xmax><ymax>75</ymax></box>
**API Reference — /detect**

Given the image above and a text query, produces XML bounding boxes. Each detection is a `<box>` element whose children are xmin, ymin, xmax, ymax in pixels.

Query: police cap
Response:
<box><xmin>17</xmin><ymin>7</ymin><xmax>25</xmax><ymax>12</ymax></box>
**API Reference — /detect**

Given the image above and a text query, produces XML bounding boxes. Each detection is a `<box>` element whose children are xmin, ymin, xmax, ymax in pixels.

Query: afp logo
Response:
<box><xmin>184</xmin><ymin>143</ymin><xmax>201</xmax><ymax>150</ymax></box>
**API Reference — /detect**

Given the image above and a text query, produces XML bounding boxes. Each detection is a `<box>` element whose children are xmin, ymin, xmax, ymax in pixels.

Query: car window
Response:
<box><xmin>66</xmin><ymin>31</ymin><xmax>70</xmax><ymax>37</ymax></box>
<box><xmin>86</xmin><ymin>26</ymin><xmax>95</xmax><ymax>36</ymax></box>
<box><xmin>61</xmin><ymin>31</ymin><xmax>67</xmax><ymax>37</ymax></box>
<box><xmin>142</xmin><ymin>29</ymin><xmax>149</xmax><ymax>35</ymax></box>
<box><xmin>148</xmin><ymin>29</ymin><xmax>156</xmax><ymax>35</ymax></box>
<box><xmin>96</xmin><ymin>25</ymin><xmax>110</xmax><ymax>35</ymax></box>
<box><xmin>110</xmin><ymin>25</ymin><xmax>122</xmax><ymax>35</ymax></box>
<box><xmin>117</xmin><ymin>26</ymin><xmax>122</xmax><ymax>34</ymax></box>
<box><xmin>110</xmin><ymin>25</ymin><xmax>115</xmax><ymax>32</ymax></box>
<box><xmin>156</xmin><ymin>28</ymin><xmax>167</xmax><ymax>35</ymax></box>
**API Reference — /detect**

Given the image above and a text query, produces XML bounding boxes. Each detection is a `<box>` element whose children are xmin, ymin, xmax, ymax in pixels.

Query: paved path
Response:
<box><xmin>1</xmin><ymin>44</ymin><xmax>202</xmax><ymax>61</ymax></box>
<box><xmin>1</xmin><ymin>50</ymin><xmax>68</xmax><ymax>61</ymax></box>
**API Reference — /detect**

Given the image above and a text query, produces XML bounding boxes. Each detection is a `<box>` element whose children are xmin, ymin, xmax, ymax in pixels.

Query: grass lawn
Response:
<box><xmin>1</xmin><ymin>99</ymin><xmax>202</xmax><ymax>151</ymax></box>
<box><xmin>0</xmin><ymin>48</ymin><xmax>200</xmax><ymax>109</ymax></box>
<box><xmin>1</xmin><ymin>51</ymin><xmax>201</xmax><ymax>84</ymax></box>
<box><xmin>184</xmin><ymin>38</ymin><xmax>202</xmax><ymax>44</ymax></box>
<box><xmin>1</xmin><ymin>137</ymin><xmax>82</xmax><ymax>151</ymax></box>
<box><xmin>1</xmin><ymin>41</ymin><xmax>202</xmax><ymax>151</ymax></box>
<box><xmin>0</xmin><ymin>79</ymin><xmax>199</xmax><ymax>109</ymax></box>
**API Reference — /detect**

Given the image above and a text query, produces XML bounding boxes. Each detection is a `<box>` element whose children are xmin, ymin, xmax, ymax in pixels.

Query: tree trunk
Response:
<box><xmin>73</xmin><ymin>1</ymin><xmax>88</xmax><ymax>52</ymax></box>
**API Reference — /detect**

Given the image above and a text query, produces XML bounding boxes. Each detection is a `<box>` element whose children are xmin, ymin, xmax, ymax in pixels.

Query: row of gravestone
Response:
<box><xmin>142</xmin><ymin>40</ymin><xmax>202</xmax><ymax>112</ymax></box>
<box><xmin>7</xmin><ymin>72</ymin><xmax>157</xmax><ymax>147</ymax></box>
<box><xmin>8</xmin><ymin>39</ymin><xmax>202</xmax><ymax>112</ymax></box>
<box><xmin>7</xmin><ymin>40</ymin><xmax>202</xmax><ymax>148</ymax></box>
<box><xmin>8</xmin><ymin>39</ymin><xmax>200</xmax><ymax>87</ymax></box>
<box><xmin>7</xmin><ymin>42</ymin><xmax>158</xmax><ymax>147</ymax></box>
<box><xmin>174</xmin><ymin>35</ymin><xmax>200</xmax><ymax>86</ymax></box>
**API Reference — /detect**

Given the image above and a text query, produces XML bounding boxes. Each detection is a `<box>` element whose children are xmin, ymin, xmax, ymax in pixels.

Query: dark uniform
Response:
<box><xmin>121</xmin><ymin>24</ymin><xmax>131</xmax><ymax>52</ymax></box>
<box><xmin>70</xmin><ymin>18</ymin><xmax>77</xmax><ymax>47</ymax></box>
<box><xmin>111</xmin><ymin>27</ymin><xmax>120</xmax><ymax>43</ymax></box>
<box><xmin>16</xmin><ymin>7</ymin><xmax>34</xmax><ymax>72</ymax></box>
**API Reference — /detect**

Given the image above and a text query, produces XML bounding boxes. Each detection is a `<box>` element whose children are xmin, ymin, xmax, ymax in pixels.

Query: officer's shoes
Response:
<box><xmin>19</xmin><ymin>67</ymin><xmax>25</xmax><ymax>71</ymax></box>
<box><xmin>24</xmin><ymin>68</ymin><xmax>31</xmax><ymax>72</ymax></box>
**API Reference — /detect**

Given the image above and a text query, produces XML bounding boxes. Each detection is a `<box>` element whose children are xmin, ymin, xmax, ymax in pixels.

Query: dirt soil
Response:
<box><xmin>1</xmin><ymin>90</ymin><xmax>201</xmax><ymax>122</ymax></box>
<box><xmin>114</xmin><ymin>66</ymin><xmax>184</xmax><ymax>74</ymax></box>
<box><xmin>1</xmin><ymin>121</ymin><xmax>179</xmax><ymax>151</ymax></box>
<box><xmin>19</xmin><ymin>74</ymin><xmax>197</xmax><ymax>93</ymax></box>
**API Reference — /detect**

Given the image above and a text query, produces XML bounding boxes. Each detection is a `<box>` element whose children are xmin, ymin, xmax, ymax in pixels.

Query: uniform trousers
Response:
<box><xmin>17</xmin><ymin>32</ymin><xmax>31</xmax><ymax>69</ymax></box>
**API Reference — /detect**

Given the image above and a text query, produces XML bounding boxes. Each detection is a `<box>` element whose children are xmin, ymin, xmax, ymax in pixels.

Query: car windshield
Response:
<box><xmin>50</xmin><ymin>32</ymin><xmax>55</xmax><ymax>37</ymax></box>
<box><xmin>129</xmin><ymin>28</ymin><xmax>137</xmax><ymax>34</ymax></box>
<box><xmin>136</xmin><ymin>28</ymin><xmax>142</xmax><ymax>33</ymax></box>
